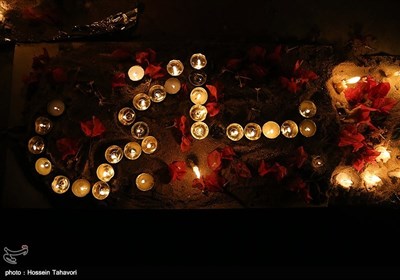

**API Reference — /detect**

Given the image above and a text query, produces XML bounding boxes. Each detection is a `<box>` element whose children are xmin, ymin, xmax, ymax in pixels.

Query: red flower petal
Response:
<box><xmin>221</xmin><ymin>146</ymin><xmax>235</xmax><ymax>160</ymax></box>
<box><xmin>352</xmin><ymin>147</ymin><xmax>380</xmax><ymax>172</ymax></box>
<box><xmin>109</xmin><ymin>48</ymin><xmax>132</xmax><ymax>60</ymax></box>
<box><xmin>206</xmin><ymin>102</ymin><xmax>220</xmax><ymax>117</ymax></box>
<box><xmin>248</xmin><ymin>63</ymin><xmax>268</xmax><ymax>79</ymax></box>
<box><xmin>192</xmin><ymin>172</ymin><xmax>226</xmax><ymax>193</ymax></box>
<box><xmin>258</xmin><ymin>161</ymin><xmax>287</xmax><ymax>181</ymax></box>
<box><xmin>80</xmin><ymin>116</ymin><xmax>106</xmax><ymax>137</ymax></box>
<box><xmin>112</xmin><ymin>72</ymin><xmax>127</xmax><ymax>88</ymax></box>
<box><xmin>372</xmin><ymin>97</ymin><xmax>398</xmax><ymax>114</ymax></box>
<box><xmin>207</xmin><ymin>149</ymin><xmax>222</xmax><ymax>171</ymax></box>
<box><xmin>168</xmin><ymin>161</ymin><xmax>187</xmax><ymax>181</ymax></box>
<box><xmin>292</xmin><ymin>146</ymin><xmax>308</xmax><ymax>168</ymax></box>
<box><xmin>206</xmin><ymin>84</ymin><xmax>219</xmax><ymax>102</ymax></box>
<box><xmin>180</xmin><ymin>135</ymin><xmax>192</xmax><ymax>153</ymax></box>
<box><xmin>368</xmin><ymin>82</ymin><xmax>390</xmax><ymax>101</ymax></box>
<box><xmin>175</xmin><ymin>115</ymin><xmax>189</xmax><ymax>136</ymax></box>
<box><xmin>294</xmin><ymin>60</ymin><xmax>303</xmax><ymax>73</ymax></box>
<box><xmin>280</xmin><ymin>77</ymin><xmax>298</xmax><ymax>93</ymax></box>
<box><xmin>135</xmin><ymin>48</ymin><xmax>157</xmax><ymax>65</ymax></box>
<box><xmin>232</xmin><ymin>160</ymin><xmax>252</xmax><ymax>178</ymax></box>
<box><xmin>56</xmin><ymin>138</ymin><xmax>80</xmax><ymax>160</ymax></box>
<box><xmin>145</xmin><ymin>64</ymin><xmax>166</xmax><ymax>79</ymax></box>
<box><xmin>344</xmin><ymin>85</ymin><xmax>365</xmax><ymax>105</ymax></box>
<box><xmin>287</xmin><ymin>176</ymin><xmax>311</xmax><ymax>203</ymax></box>
<box><xmin>52</xmin><ymin>67</ymin><xmax>67</xmax><ymax>83</ymax></box>
<box><xmin>267</xmin><ymin>45</ymin><xmax>282</xmax><ymax>64</ymax></box>
<box><xmin>338</xmin><ymin>125</ymin><xmax>365</xmax><ymax>152</ymax></box>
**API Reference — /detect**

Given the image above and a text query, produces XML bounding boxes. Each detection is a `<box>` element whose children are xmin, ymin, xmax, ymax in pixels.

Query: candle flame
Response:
<box><xmin>336</xmin><ymin>172</ymin><xmax>353</xmax><ymax>189</ymax></box>
<box><xmin>362</xmin><ymin>171</ymin><xmax>382</xmax><ymax>189</ymax></box>
<box><xmin>192</xmin><ymin>165</ymin><xmax>201</xmax><ymax>179</ymax></box>
<box><xmin>345</xmin><ymin>76</ymin><xmax>361</xmax><ymax>84</ymax></box>
<box><xmin>375</xmin><ymin>146</ymin><xmax>391</xmax><ymax>163</ymax></box>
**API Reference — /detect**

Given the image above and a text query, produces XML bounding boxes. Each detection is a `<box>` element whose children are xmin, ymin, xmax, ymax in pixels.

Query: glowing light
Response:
<box><xmin>375</xmin><ymin>146</ymin><xmax>391</xmax><ymax>163</ymax></box>
<box><xmin>362</xmin><ymin>170</ymin><xmax>382</xmax><ymax>190</ymax></box>
<box><xmin>192</xmin><ymin>165</ymin><xmax>201</xmax><ymax>179</ymax></box>
<box><xmin>336</xmin><ymin>172</ymin><xmax>353</xmax><ymax>189</ymax></box>
<box><xmin>346</xmin><ymin>76</ymin><xmax>361</xmax><ymax>84</ymax></box>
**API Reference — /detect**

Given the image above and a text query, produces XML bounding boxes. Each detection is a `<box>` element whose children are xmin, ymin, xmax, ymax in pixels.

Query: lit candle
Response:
<box><xmin>311</xmin><ymin>155</ymin><xmax>325</xmax><ymax>169</ymax></box>
<box><xmin>188</xmin><ymin>71</ymin><xmax>207</xmax><ymax>86</ymax></box>
<box><xmin>336</xmin><ymin>172</ymin><xmax>353</xmax><ymax>189</ymax></box>
<box><xmin>71</xmin><ymin>178</ymin><xmax>91</xmax><ymax>197</ymax></box>
<box><xmin>104</xmin><ymin>145</ymin><xmax>123</xmax><ymax>164</ymax></box>
<box><xmin>136</xmin><ymin>173</ymin><xmax>155</xmax><ymax>191</ymax></box>
<box><xmin>262</xmin><ymin>121</ymin><xmax>280</xmax><ymax>139</ymax></box>
<box><xmin>47</xmin><ymin>99</ymin><xmax>65</xmax><ymax>117</ymax></box>
<box><xmin>226</xmin><ymin>123</ymin><xmax>244</xmax><ymax>141</ymax></box>
<box><xmin>164</xmin><ymin>78</ymin><xmax>181</xmax><ymax>94</ymax></box>
<box><xmin>362</xmin><ymin>170</ymin><xmax>382</xmax><ymax>190</ymax></box>
<box><xmin>28</xmin><ymin>136</ymin><xmax>45</xmax><ymax>154</ymax></box>
<box><xmin>191</xmin><ymin>121</ymin><xmax>209</xmax><ymax>140</ymax></box>
<box><xmin>131</xmin><ymin>121</ymin><xmax>150</xmax><ymax>140</ymax></box>
<box><xmin>299</xmin><ymin>119</ymin><xmax>317</xmax><ymax>137</ymax></box>
<box><xmin>35</xmin><ymin>117</ymin><xmax>53</xmax><ymax>135</ymax></box>
<box><xmin>124</xmin><ymin>142</ymin><xmax>142</xmax><ymax>160</ymax></box>
<box><xmin>189</xmin><ymin>104</ymin><xmax>208</xmax><ymax>121</ymax></box>
<box><xmin>96</xmin><ymin>163</ymin><xmax>115</xmax><ymax>182</ymax></box>
<box><xmin>281</xmin><ymin>120</ymin><xmax>298</xmax><ymax>138</ymax></box>
<box><xmin>298</xmin><ymin>100</ymin><xmax>317</xmax><ymax>118</ymax></box>
<box><xmin>375</xmin><ymin>146</ymin><xmax>391</xmax><ymax>163</ymax></box>
<box><xmin>35</xmin><ymin>157</ymin><xmax>52</xmax><ymax>175</ymax></box>
<box><xmin>190</xmin><ymin>87</ymin><xmax>208</xmax><ymax>105</ymax></box>
<box><xmin>333</xmin><ymin>76</ymin><xmax>361</xmax><ymax>93</ymax></box>
<box><xmin>190</xmin><ymin>53</ymin><xmax>207</xmax><ymax>70</ymax></box>
<box><xmin>51</xmin><ymin>175</ymin><xmax>70</xmax><ymax>194</ymax></box>
<box><xmin>148</xmin><ymin>85</ymin><xmax>167</xmax><ymax>102</ymax></box>
<box><xmin>118</xmin><ymin>107</ymin><xmax>136</xmax><ymax>126</ymax></box>
<box><xmin>132</xmin><ymin>93</ymin><xmax>151</xmax><ymax>111</ymax></box>
<box><xmin>92</xmin><ymin>181</ymin><xmax>110</xmax><ymax>200</ymax></box>
<box><xmin>244</xmin><ymin>123</ymin><xmax>262</xmax><ymax>141</ymax></box>
<box><xmin>128</xmin><ymin>65</ymin><xmax>145</xmax><ymax>81</ymax></box>
<box><xmin>166</xmin><ymin>60</ymin><xmax>184</xmax><ymax>76</ymax></box>
<box><xmin>141</xmin><ymin>136</ymin><xmax>158</xmax><ymax>154</ymax></box>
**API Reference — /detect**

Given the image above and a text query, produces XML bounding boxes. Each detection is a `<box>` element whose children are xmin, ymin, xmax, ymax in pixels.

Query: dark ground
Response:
<box><xmin>1</xmin><ymin>1</ymin><xmax>400</xmax><ymax>278</ymax></box>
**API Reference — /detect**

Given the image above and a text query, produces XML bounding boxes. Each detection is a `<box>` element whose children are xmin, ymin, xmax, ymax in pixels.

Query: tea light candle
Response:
<box><xmin>166</xmin><ymin>60</ymin><xmax>184</xmax><ymax>76</ymax></box>
<box><xmin>190</xmin><ymin>87</ymin><xmax>208</xmax><ymax>105</ymax></box>
<box><xmin>189</xmin><ymin>71</ymin><xmax>207</xmax><ymax>86</ymax></box>
<box><xmin>190</xmin><ymin>53</ymin><xmax>207</xmax><ymax>70</ymax></box>
<box><xmin>191</xmin><ymin>121</ymin><xmax>209</xmax><ymax>140</ymax></box>
<box><xmin>47</xmin><ymin>99</ymin><xmax>65</xmax><ymax>117</ymax></box>
<box><xmin>148</xmin><ymin>85</ymin><xmax>167</xmax><ymax>102</ymax></box>
<box><xmin>118</xmin><ymin>107</ymin><xmax>136</xmax><ymax>126</ymax></box>
<box><xmin>132</xmin><ymin>93</ymin><xmax>151</xmax><ymax>111</ymax></box>
<box><xmin>35</xmin><ymin>117</ymin><xmax>53</xmax><ymax>135</ymax></box>
<box><xmin>262</xmin><ymin>121</ymin><xmax>280</xmax><ymax>139</ymax></box>
<box><xmin>244</xmin><ymin>123</ymin><xmax>262</xmax><ymax>141</ymax></box>
<box><xmin>311</xmin><ymin>155</ymin><xmax>325</xmax><ymax>169</ymax></box>
<box><xmin>104</xmin><ymin>145</ymin><xmax>123</xmax><ymax>164</ymax></box>
<box><xmin>336</xmin><ymin>172</ymin><xmax>353</xmax><ymax>189</ymax></box>
<box><xmin>299</xmin><ymin>100</ymin><xmax>317</xmax><ymax>118</ymax></box>
<box><xmin>71</xmin><ymin>178</ymin><xmax>91</xmax><ymax>197</ymax></box>
<box><xmin>361</xmin><ymin>170</ymin><xmax>382</xmax><ymax>190</ymax></box>
<box><xmin>226</xmin><ymin>123</ymin><xmax>244</xmax><ymax>141</ymax></box>
<box><xmin>136</xmin><ymin>173</ymin><xmax>155</xmax><ymax>191</ymax></box>
<box><xmin>189</xmin><ymin>104</ymin><xmax>208</xmax><ymax>121</ymax></box>
<box><xmin>124</xmin><ymin>142</ymin><xmax>142</xmax><ymax>160</ymax></box>
<box><xmin>128</xmin><ymin>65</ymin><xmax>145</xmax><ymax>81</ymax></box>
<box><xmin>35</xmin><ymin>157</ymin><xmax>52</xmax><ymax>175</ymax></box>
<box><xmin>375</xmin><ymin>146</ymin><xmax>391</xmax><ymax>163</ymax></box>
<box><xmin>96</xmin><ymin>163</ymin><xmax>115</xmax><ymax>182</ymax></box>
<box><xmin>141</xmin><ymin>136</ymin><xmax>158</xmax><ymax>154</ymax></box>
<box><xmin>131</xmin><ymin>121</ymin><xmax>150</xmax><ymax>140</ymax></box>
<box><xmin>28</xmin><ymin>136</ymin><xmax>45</xmax><ymax>154</ymax></box>
<box><xmin>51</xmin><ymin>175</ymin><xmax>70</xmax><ymax>194</ymax></box>
<box><xmin>92</xmin><ymin>181</ymin><xmax>110</xmax><ymax>200</ymax></box>
<box><xmin>164</xmin><ymin>78</ymin><xmax>181</xmax><ymax>94</ymax></box>
<box><xmin>299</xmin><ymin>119</ymin><xmax>317</xmax><ymax>137</ymax></box>
<box><xmin>281</xmin><ymin>120</ymin><xmax>298</xmax><ymax>138</ymax></box>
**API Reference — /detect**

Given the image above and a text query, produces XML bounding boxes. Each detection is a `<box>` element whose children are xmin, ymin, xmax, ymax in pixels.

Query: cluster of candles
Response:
<box><xmin>334</xmin><ymin>145</ymin><xmax>398</xmax><ymax>191</ymax></box>
<box><xmin>226</xmin><ymin>100</ymin><xmax>318</xmax><ymax>141</ymax></box>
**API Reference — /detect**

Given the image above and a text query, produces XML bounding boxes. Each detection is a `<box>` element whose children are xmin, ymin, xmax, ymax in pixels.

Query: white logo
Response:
<box><xmin>3</xmin><ymin>245</ymin><xmax>29</xmax><ymax>265</ymax></box>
